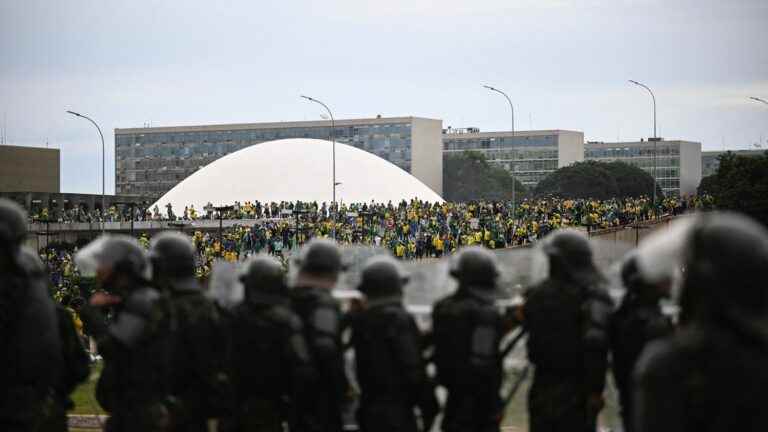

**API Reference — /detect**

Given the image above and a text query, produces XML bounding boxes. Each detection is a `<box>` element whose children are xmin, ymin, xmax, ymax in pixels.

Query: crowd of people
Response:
<box><xmin>35</xmin><ymin>195</ymin><xmax>714</xmax><ymax>294</ymax></box>
<box><xmin>29</xmin><ymin>194</ymin><xmax>713</xmax><ymax>226</ymax></box>
<box><xmin>3</xmin><ymin>195</ymin><xmax>767</xmax><ymax>432</ymax></box>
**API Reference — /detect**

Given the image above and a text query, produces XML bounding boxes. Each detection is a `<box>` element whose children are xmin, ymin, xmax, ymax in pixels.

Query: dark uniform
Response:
<box><xmin>523</xmin><ymin>230</ymin><xmax>612</xmax><ymax>432</ymax></box>
<box><xmin>433</xmin><ymin>246</ymin><xmax>508</xmax><ymax>432</ymax></box>
<box><xmin>0</xmin><ymin>199</ymin><xmax>63</xmax><ymax>432</ymax></box>
<box><xmin>634</xmin><ymin>213</ymin><xmax>768</xmax><ymax>432</ymax></box>
<box><xmin>608</xmin><ymin>254</ymin><xmax>673</xmax><ymax>432</ymax></box>
<box><xmin>350</xmin><ymin>255</ymin><xmax>438</xmax><ymax>432</ymax></box>
<box><xmin>291</xmin><ymin>238</ymin><xmax>350</xmax><ymax>432</ymax></box>
<box><xmin>77</xmin><ymin>235</ymin><xmax>172</xmax><ymax>432</ymax></box>
<box><xmin>15</xmin><ymin>248</ymin><xmax>91</xmax><ymax>432</ymax></box>
<box><xmin>149</xmin><ymin>232</ymin><xmax>227</xmax><ymax>432</ymax></box>
<box><xmin>226</xmin><ymin>254</ymin><xmax>315</xmax><ymax>432</ymax></box>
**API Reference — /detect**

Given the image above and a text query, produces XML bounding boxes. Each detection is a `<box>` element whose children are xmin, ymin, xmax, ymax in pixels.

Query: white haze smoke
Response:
<box><xmin>206</xmin><ymin>260</ymin><xmax>244</xmax><ymax>309</ymax></box>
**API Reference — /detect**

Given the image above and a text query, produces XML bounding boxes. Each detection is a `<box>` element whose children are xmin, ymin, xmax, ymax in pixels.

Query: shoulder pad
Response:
<box><xmin>633</xmin><ymin>337</ymin><xmax>680</xmax><ymax>385</ymax></box>
<box><xmin>16</xmin><ymin>249</ymin><xmax>45</xmax><ymax>276</ymax></box>
<box><xmin>311</xmin><ymin>306</ymin><xmax>339</xmax><ymax>335</ymax></box>
<box><xmin>124</xmin><ymin>287</ymin><xmax>161</xmax><ymax>318</ymax></box>
<box><xmin>271</xmin><ymin>305</ymin><xmax>303</xmax><ymax>332</ymax></box>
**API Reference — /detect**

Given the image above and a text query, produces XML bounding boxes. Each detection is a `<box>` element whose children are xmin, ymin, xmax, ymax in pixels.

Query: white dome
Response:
<box><xmin>152</xmin><ymin>138</ymin><xmax>443</xmax><ymax>210</ymax></box>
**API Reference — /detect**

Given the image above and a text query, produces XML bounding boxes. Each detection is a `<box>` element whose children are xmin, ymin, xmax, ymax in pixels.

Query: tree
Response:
<box><xmin>533</xmin><ymin>160</ymin><xmax>660</xmax><ymax>200</ymax></box>
<box><xmin>443</xmin><ymin>151</ymin><xmax>526</xmax><ymax>201</ymax></box>
<box><xmin>603</xmin><ymin>161</ymin><xmax>662</xmax><ymax>198</ymax></box>
<box><xmin>697</xmin><ymin>174</ymin><xmax>719</xmax><ymax>196</ymax></box>
<box><xmin>706</xmin><ymin>151</ymin><xmax>768</xmax><ymax>225</ymax></box>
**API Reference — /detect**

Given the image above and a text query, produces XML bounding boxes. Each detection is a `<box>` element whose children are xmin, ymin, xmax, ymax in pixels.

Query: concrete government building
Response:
<box><xmin>115</xmin><ymin>116</ymin><xmax>443</xmax><ymax>200</ymax></box>
<box><xmin>0</xmin><ymin>145</ymin><xmax>60</xmax><ymax>193</ymax></box>
<box><xmin>441</xmin><ymin>128</ymin><xmax>585</xmax><ymax>187</ymax></box>
<box><xmin>584</xmin><ymin>139</ymin><xmax>702</xmax><ymax>197</ymax></box>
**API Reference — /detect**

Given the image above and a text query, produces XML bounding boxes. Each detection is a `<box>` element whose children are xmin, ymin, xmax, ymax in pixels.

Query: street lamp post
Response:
<box><xmin>67</xmin><ymin>110</ymin><xmax>106</xmax><ymax>232</ymax></box>
<box><xmin>483</xmin><ymin>85</ymin><xmax>516</xmax><ymax>217</ymax></box>
<box><xmin>213</xmin><ymin>205</ymin><xmax>235</xmax><ymax>246</ymax></box>
<box><xmin>628</xmin><ymin>80</ymin><xmax>659</xmax><ymax>210</ymax></box>
<box><xmin>301</xmin><ymin>95</ymin><xmax>338</xmax><ymax>240</ymax></box>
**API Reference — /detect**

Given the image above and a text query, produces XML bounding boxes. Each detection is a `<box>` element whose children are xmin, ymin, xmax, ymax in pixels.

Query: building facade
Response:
<box><xmin>115</xmin><ymin>116</ymin><xmax>443</xmax><ymax>199</ymax></box>
<box><xmin>584</xmin><ymin>139</ymin><xmax>702</xmax><ymax>197</ymax></box>
<box><xmin>441</xmin><ymin>129</ymin><xmax>585</xmax><ymax>187</ymax></box>
<box><xmin>701</xmin><ymin>149</ymin><xmax>765</xmax><ymax>177</ymax></box>
<box><xmin>0</xmin><ymin>145</ymin><xmax>60</xmax><ymax>193</ymax></box>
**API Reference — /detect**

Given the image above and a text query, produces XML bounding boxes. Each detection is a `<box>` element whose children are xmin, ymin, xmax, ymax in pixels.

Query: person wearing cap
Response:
<box><xmin>0</xmin><ymin>198</ymin><xmax>63</xmax><ymax>431</ymax></box>
<box><xmin>290</xmin><ymin>238</ymin><xmax>350</xmax><ymax>432</ymax></box>
<box><xmin>349</xmin><ymin>255</ymin><xmax>438</xmax><ymax>432</ymax></box>
<box><xmin>608</xmin><ymin>253</ymin><xmax>674</xmax><ymax>432</ymax></box>
<box><xmin>432</xmin><ymin>246</ymin><xmax>510</xmax><ymax>432</ymax></box>
<box><xmin>76</xmin><ymin>235</ymin><xmax>172</xmax><ymax>432</ymax></box>
<box><xmin>148</xmin><ymin>231</ymin><xmax>228</xmax><ymax>432</ymax></box>
<box><xmin>522</xmin><ymin>229</ymin><xmax>613</xmax><ymax>432</ymax></box>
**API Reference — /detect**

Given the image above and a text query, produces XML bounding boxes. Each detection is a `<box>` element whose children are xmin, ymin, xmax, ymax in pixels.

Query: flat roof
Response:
<box><xmin>0</xmin><ymin>144</ymin><xmax>60</xmax><ymax>153</ymax></box>
<box><xmin>702</xmin><ymin>149</ymin><xmax>765</xmax><ymax>156</ymax></box>
<box><xmin>115</xmin><ymin>116</ymin><xmax>438</xmax><ymax>135</ymax></box>
<box><xmin>442</xmin><ymin>129</ymin><xmax>582</xmax><ymax>139</ymax></box>
<box><xmin>585</xmin><ymin>140</ymin><xmax>700</xmax><ymax>147</ymax></box>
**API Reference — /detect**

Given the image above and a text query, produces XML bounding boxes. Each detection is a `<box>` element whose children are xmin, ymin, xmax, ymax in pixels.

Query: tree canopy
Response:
<box><xmin>700</xmin><ymin>151</ymin><xmax>768</xmax><ymax>225</ymax></box>
<box><xmin>443</xmin><ymin>151</ymin><xmax>526</xmax><ymax>201</ymax></box>
<box><xmin>533</xmin><ymin>160</ymin><xmax>661</xmax><ymax>200</ymax></box>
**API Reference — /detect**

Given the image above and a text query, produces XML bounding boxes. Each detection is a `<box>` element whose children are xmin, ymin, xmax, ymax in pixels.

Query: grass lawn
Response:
<box><xmin>70</xmin><ymin>361</ymin><xmax>623</xmax><ymax>431</ymax></box>
<box><xmin>501</xmin><ymin>372</ymin><xmax>622</xmax><ymax>432</ymax></box>
<box><xmin>70</xmin><ymin>361</ymin><xmax>106</xmax><ymax>415</ymax></box>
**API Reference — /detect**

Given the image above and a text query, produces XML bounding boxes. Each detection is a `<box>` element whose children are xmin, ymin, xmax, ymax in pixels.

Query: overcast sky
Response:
<box><xmin>1</xmin><ymin>0</ymin><xmax>766</xmax><ymax>194</ymax></box>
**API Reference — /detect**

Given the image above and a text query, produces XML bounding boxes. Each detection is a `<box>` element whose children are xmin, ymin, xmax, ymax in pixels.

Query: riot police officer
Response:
<box><xmin>76</xmin><ymin>235</ymin><xmax>172</xmax><ymax>432</ymax></box>
<box><xmin>15</xmin><ymin>247</ymin><xmax>90</xmax><ymax>432</ymax></box>
<box><xmin>148</xmin><ymin>231</ymin><xmax>227</xmax><ymax>432</ymax></box>
<box><xmin>225</xmin><ymin>254</ymin><xmax>315</xmax><ymax>432</ymax></box>
<box><xmin>291</xmin><ymin>238</ymin><xmax>350</xmax><ymax>432</ymax></box>
<box><xmin>432</xmin><ymin>246</ymin><xmax>509</xmax><ymax>432</ymax></box>
<box><xmin>350</xmin><ymin>255</ymin><xmax>438</xmax><ymax>432</ymax></box>
<box><xmin>522</xmin><ymin>229</ymin><xmax>612</xmax><ymax>432</ymax></box>
<box><xmin>0</xmin><ymin>198</ymin><xmax>62</xmax><ymax>432</ymax></box>
<box><xmin>609</xmin><ymin>253</ymin><xmax>674</xmax><ymax>432</ymax></box>
<box><xmin>634</xmin><ymin>213</ymin><xmax>768</xmax><ymax>432</ymax></box>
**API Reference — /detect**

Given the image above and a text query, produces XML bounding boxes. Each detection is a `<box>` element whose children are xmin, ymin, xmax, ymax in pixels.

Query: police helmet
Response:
<box><xmin>75</xmin><ymin>235</ymin><xmax>149</xmax><ymax>282</ymax></box>
<box><xmin>240</xmin><ymin>254</ymin><xmax>285</xmax><ymax>297</ymax></box>
<box><xmin>358</xmin><ymin>254</ymin><xmax>408</xmax><ymax>299</ymax></box>
<box><xmin>0</xmin><ymin>198</ymin><xmax>27</xmax><ymax>251</ymax></box>
<box><xmin>297</xmin><ymin>238</ymin><xmax>343</xmax><ymax>276</ymax></box>
<box><xmin>681</xmin><ymin>212</ymin><xmax>768</xmax><ymax>320</ymax></box>
<box><xmin>541</xmin><ymin>229</ymin><xmax>593</xmax><ymax>270</ymax></box>
<box><xmin>149</xmin><ymin>231</ymin><xmax>196</xmax><ymax>279</ymax></box>
<box><xmin>449</xmin><ymin>246</ymin><xmax>500</xmax><ymax>288</ymax></box>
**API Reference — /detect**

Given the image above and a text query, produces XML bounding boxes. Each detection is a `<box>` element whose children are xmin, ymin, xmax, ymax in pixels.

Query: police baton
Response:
<box><xmin>501</xmin><ymin>364</ymin><xmax>530</xmax><ymax>411</ymax></box>
<box><xmin>500</xmin><ymin>328</ymin><xmax>527</xmax><ymax>359</ymax></box>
